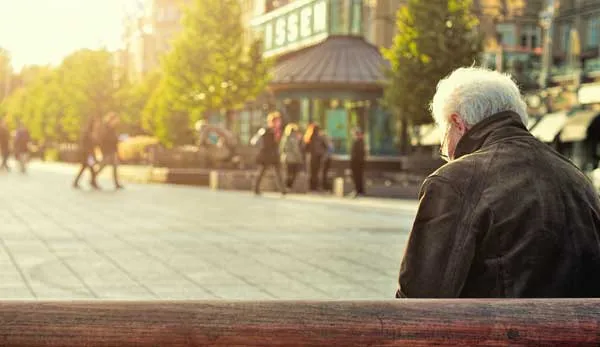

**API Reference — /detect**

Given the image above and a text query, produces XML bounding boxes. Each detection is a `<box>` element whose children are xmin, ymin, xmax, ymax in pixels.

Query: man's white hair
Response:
<box><xmin>430</xmin><ymin>67</ymin><xmax>528</xmax><ymax>128</ymax></box>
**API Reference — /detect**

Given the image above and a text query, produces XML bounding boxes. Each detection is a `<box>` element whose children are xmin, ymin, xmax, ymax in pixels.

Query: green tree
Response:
<box><xmin>115</xmin><ymin>69</ymin><xmax>161</xmax><ymax>136</ymax></box>
<box><xmin>382</xmin><ymin>0</ymin><xmax>482</xmax><ymax>153</ymax></box>
<box><xmin>153</xmin><ymin>0</ymin><xmax>271</xmax><ymax>145</ymax></box>
<box><xmin>1</xmin><ymin>67</ymin><xmax>67</xmax><ymax>143</ymax></box>
<box><xmin>142</xmin><ymin>78</ymin><xmax>195</xmax><ymax>146</ymax></box>
<box><xmin>56</xmin><ymin>49</ymin><xmax>117</xmax><ymax>140</ymax></box>
<box><xmin>2</xmin><ymin>49</ymin><xmax>117</xmax><ymax>143</ymax></box>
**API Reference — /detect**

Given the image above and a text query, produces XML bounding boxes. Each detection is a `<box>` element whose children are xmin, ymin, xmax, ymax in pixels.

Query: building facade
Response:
<box><xmin>119</xmin><ymin>0</ymin><xmax>600</xmax><ymax>161</ymax></box>
<box><xmin>121</xmin><ymin>0</ymin><xmax>185</xmax><ymax>81</ymax></box>
<box><xmin>232</xmin><ymin>0</ymin><xmax>405</xmax><ymax>157</ymax></box>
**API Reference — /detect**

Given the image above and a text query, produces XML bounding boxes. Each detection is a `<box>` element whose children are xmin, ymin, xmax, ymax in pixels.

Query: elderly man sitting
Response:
<box><xmin>397</xmin><ymin>67</ymin><xmax>600</xmax><ymax>298</ymax></box>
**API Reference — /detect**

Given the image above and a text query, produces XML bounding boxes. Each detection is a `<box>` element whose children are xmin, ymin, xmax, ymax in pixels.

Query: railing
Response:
<box><xmin>551</xmin><ymin>65</ymin><xmax>577</xmax><ymax>77</ymax></box>
<box><xmin>0</xmin><ymin>300</ymin><xmax>598</xmax><ymax>346</ymax></box>
<box><xmin>585</xmin><ymin>58</ymin><xmax>600</xmax><ymax>74</ymax></box>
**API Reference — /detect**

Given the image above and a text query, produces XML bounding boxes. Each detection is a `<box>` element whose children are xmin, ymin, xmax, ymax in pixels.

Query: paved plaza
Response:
<box><xmin>0</xmin><ymin>161</ymin><xmax>418</xmax><ymax>300</ymax></box>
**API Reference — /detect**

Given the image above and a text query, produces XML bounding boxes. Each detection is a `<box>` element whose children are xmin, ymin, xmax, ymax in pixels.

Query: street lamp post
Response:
<box><xmin>538</xmin><ymin>0</ymin><xmax>559</xmax><ymax>90</ymax></box>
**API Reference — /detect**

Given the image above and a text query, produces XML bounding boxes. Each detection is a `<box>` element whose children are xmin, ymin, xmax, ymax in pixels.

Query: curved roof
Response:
<box><xmin>270</xmin><ymin>36</ymin><xmax>388</xmax><ymax>89</ymax></box>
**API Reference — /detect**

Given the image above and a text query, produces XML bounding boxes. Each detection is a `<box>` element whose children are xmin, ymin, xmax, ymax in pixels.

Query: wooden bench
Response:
<box><xmin>0</xmin><ymin>299</ymin><xmax>598</xmax><ymax>346</ymax></box>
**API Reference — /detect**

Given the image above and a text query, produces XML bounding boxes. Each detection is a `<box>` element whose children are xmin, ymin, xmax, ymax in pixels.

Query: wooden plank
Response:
<box><xmin>0</xmin><ymin>300</ymin><xmax>598</xmax><ymax>346</ymax></box>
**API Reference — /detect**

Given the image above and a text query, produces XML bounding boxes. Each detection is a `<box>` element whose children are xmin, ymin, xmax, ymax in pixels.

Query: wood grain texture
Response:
<box><xmin>0</xmin><ymin>299</ymin><xmax>598</xmax><ymax>346</ymax></box>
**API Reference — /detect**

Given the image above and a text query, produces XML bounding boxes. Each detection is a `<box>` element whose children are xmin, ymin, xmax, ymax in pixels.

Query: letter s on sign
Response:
<box><xmin>275</xmin><ymin>17</ymin><xmax>286</xmax><ymax>46</ymax></box>
<box><xmin>287</xmin><ymin>13</ymin><xmax>298</xmax><ymax>42</ymax></box>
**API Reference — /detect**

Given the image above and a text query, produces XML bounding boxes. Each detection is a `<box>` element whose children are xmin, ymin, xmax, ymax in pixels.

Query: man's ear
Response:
<box><xmin>450</xmin><ymin>113</ymin><xmax>468</xmax><ymax>134</ymax></box>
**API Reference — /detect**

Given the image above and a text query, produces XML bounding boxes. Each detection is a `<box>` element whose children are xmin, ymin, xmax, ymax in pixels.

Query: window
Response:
<box><xmin>496</xmin><ymin>23</ymin><xmax>516</xmax><ymax>47</ymax></box>
<box><xmin>330</xmin><ymin>0</ymin><xmax>364</xmax><ymax>36</ymax></box>
<box><xmin>587</xmin><ymin>16</ymin><xmax>600</xmax><ymax>48</ymax></box>
<box><xmin>362</xmin><ymin>0</ymin><xmax>374</xmax><ymax>44</ymax></box>
<box><xmin>350</xmin><ymin>0</ymin><xmax>362</xmax><ymax>35</ymax></box>
<box><xmin>520</xmin><ymin>23</ymin><xmax>540</xmax><ymax>50</ymax></box>
<box><xmin>330</xmin><ymin>0</ymin><xmax>350</xmax><ymax>34</ymax></box>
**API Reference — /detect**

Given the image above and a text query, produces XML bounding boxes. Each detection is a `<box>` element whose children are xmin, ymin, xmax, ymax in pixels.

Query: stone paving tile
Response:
<box><xmin>0</xmin><ymin>162</ymin><xmax>418</xmax><ymax>300</ymax></box>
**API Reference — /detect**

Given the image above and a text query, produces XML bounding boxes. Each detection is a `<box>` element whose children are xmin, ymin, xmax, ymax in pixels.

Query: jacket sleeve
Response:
<box><xmin>396</xmin><ymin>175</ymin><xmax>475</xmax><ymax>298</ymax></box>
<box><xmin>250</xmin><ymin>128</ymin><xmax>265</xmax><ymax>146</ymax></box>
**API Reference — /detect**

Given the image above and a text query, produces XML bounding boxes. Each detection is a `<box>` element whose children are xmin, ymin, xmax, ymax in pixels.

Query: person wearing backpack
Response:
<box><xmin>303</xmin><ymin>123</ymin><xmax>328</xmax><ymax>192</ymax></box>
<box><xmin>0</xmin><ymin>118</ymin><xmax>11</xmax><ymax>171</ymax></box>
<box><xmin>251</xmin><ymin>111</ymin><xmax>285</xmax><ymax>196</ymax></box>
<box><xmin>95</xmin><ymin>112</ymin><xmax>124</xmax><ymax>190</ymax></box>
<box><xmin>13</xmin><ymin>121</ymin><xmax>30</xmax><ymax>174</ymax></box>
<box><xmin>73</xmin><ymin>117</ymin><xmax>100</xmax><ymax>189</ymax></box>
<box><xmin>279</xmin><ymin>123</ymin><xmax>304</xmax><ymax>189</ymax></box>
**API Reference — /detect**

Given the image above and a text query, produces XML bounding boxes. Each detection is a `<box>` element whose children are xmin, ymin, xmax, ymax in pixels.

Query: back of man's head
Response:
<box><xmin>430</xmin><ymin>67</ymin><xmax>528</xmax><ymax>128</ymax></box>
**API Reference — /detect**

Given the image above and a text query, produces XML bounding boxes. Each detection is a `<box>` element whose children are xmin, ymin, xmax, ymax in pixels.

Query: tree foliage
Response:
<box><xmin>150</xmin><ymin>0</ymin><xmax>271</xmax><ymax>146</ymax></box>
<box><xmin>116</xmin><ymin>69</ymin><xmax>161</xmax><ymax>136</ymax></box>
<box><xmin>0</xmin><ymin>47</ymin><xmax>11</xmax><ymax>102</ymax></box>
<box><xmin>0</xmin><ymin>1</ymin><xmax>270</xmax><ymax>148</ymax></box>
<box><xmin>382</xmin><ymin>0</ymin><xmax>482</xmax><ymax>132</ymax></box>
<box><xmin>1</xmin><ymin>49</ymin><xmax>119</xmax><ymax>143</ymax></box>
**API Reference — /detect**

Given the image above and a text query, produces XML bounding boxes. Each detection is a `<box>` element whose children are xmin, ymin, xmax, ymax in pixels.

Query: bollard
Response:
<box><xmin>334</xmin><ymin>177</ymin><xmax>345</xmax><ymax>197</ymax></box>
<box><xmin>209</xmin><ymin>170</ymin><xmax>219</xmax><ymax>190</ymax></box>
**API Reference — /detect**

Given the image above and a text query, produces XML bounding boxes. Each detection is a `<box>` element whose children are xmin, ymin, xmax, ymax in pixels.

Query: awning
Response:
<box><xmin>530</xmin><ymin>111</ymin><xmax>568</xmax><ymax>143</ymax></box>
<box><xmin>578</xmin><ymin>83</ymin><xmax>600</xmax><ymax>105</ymax></box>
<box><xmin>411</xmin><ymin>124</ymin><xmax>442</xmax><ymax>146</ymax></box>
<box><xmin>559</xmin><ymin>110</ymin><xmax>600</xmax><ymax>142</ymax></box>
<box><xmin>271</xmin><ymin>36</ymin><xmax>388</xmax><ymax>89</ymax></box>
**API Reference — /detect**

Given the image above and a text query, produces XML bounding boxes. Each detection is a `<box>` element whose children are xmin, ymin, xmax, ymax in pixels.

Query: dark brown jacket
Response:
<box><xmin>397</xmin><ymin>111</ymin><xmax>600</xmax><ymax>298</ymax></box>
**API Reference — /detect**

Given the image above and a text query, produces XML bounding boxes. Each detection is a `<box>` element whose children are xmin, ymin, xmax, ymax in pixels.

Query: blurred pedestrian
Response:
<box><xmin>303</xmin><ymin>123</ymin><xmax>327</xmax><ymax>192</ymax></box>
<box><xmin>397</xmin><ymin>67</ymin><xmax>600</xmax><ymax>298</ymax></box>
<box><xmin>73</xmin><ymin>117</ymin><xmax>100</xmax><ymax>189</ymax></box>
<box><xmin>13</xmin><ymin>121</ymin><xmax>30</xmax><ymax>174</ymax></box>
<box><xmin>320</xmin><ymin>130</ymin><xmax>333</xmax><ymax>191</ymax></box>
<box><xmin>0</xmin><ymin>118</ymin><xmax>10</xmax><ymax>171</ymax></box>
<box><xmin>251</xmin><ymin>111</ymin><xmax>286</xmax><ymax>196</ymax></box>
<box><xmin>279</xmin><ymin>123</ymin><xmax>304</xmax><ymax>190</ymax></box>
<box><xmin>95</xmin><ymin>112</ymin><xmax>124</xmax><ymax>190</ymax></box>
<box><xmin>349</xmin><ymin>127</ymin><xmax>366</xmax><ymax>198</ymax></box>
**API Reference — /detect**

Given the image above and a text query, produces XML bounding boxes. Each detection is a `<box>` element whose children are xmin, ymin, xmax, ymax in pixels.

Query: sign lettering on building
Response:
<box><xmin>251</xmin><ymin>0</ymin><xmax>329</xmax><ymax>57</ymax></box>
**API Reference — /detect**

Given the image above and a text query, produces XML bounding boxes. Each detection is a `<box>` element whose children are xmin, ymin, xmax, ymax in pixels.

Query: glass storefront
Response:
<box><xmin>267</xmin><ymin>97</ymin><xmax>393</xmax><ymax>155</ymax></box>
<box><xmin>329</xmin><ymin>0</ymin><xmax>363</xmax><ymax>35</ymax></box>
<box><xmin>368</xmin><ymin>104</ymin><xmax>396</xmax><ymax>156</ymax></box>
<box><xmin>239</xmin><ymin>111</ymin><xmax>251</xmax><ymax>144</ymax></box>
<box><xmin>235</xmin><ymin>107</ymin><xmax>268</xmax><ymax>145</ymax></box>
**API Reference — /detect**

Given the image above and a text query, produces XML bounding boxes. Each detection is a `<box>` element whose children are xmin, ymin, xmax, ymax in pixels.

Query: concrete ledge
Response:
<box><xmin>45</xmin><ymin>160</ymin><xmax>420</xmax><ymax>199</ymax></box>
<box><xmin>209</xmin><ymin>170</ymin><xmax>308</xmax><ymax>193</ymax></box>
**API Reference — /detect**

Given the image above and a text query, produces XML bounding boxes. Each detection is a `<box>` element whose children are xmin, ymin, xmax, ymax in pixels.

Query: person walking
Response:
<box><xmin>279</xmin><ymin>123</ymin><xmax>304</xmax><ymax>190</ymax></box>
<box><xmin>320</xmin><ymin>130</ymin><xmax>334</xmax><ymax>192</ymax></box>
<box><xmin>95</xmin><ymin>112</ymin><xmax>124</xmax><ymax>190</ymax></box>
<box><xmin>349</xmin><ymin>128</ymin><xmax>366</xmax><ymax>197</ymax></box>
<box><xmin>13</xmin><ymin>121</ymin><xmax>30</xmax><ymax>174</ymax></box>
<box><xmin>251</xmin><ymin>111</ymin><xmax>286</xmax><ymax>196</ymax></box>
<box><xmin>303</xmin><ymin>123</ymin><xmax>327</xmax><ymax>192</ymax></box>
<box><xmin>73</xmin><ymin>117</ymin><xmax>100</xmax><ymax>189</ymax></box>
<box><xmin>397</xmin><ymin>67</ymin><xmax>600</xmax><ymax>298</ymax></box>
<box><xmin>0</xmin><ymin>118</ymin><xmax>10</xmax><ymax>171</ymax></box>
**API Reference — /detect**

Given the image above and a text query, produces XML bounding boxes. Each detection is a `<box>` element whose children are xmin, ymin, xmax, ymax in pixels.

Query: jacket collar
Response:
<box><xmin>454</xmin><ymin>111</ymin><xmax>529</xmax><ymax>160</ymax></box>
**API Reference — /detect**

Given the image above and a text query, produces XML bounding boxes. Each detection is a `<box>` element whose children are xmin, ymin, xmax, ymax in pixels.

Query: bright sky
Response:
<box><xmin>0</xmin><ymin>0</ymin><xmax>139</xmax><ymax>71</ymax></box>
